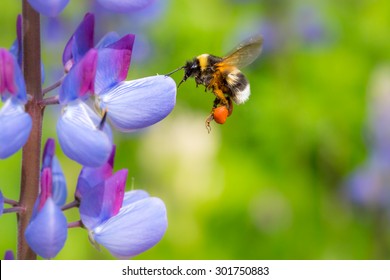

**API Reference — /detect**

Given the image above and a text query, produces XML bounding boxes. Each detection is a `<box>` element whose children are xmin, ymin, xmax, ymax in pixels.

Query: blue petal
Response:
<box><xmin>93</xmin><ymin>197</ymin><xmax>167</xmax><ymax>259</ymax></box>
<box><xmin>52</xmin><ymin>156</ymin><xmax>67</xmax><ymax>206</ymax></box>
<box><xmin>56</xmin><ymin>100</ymin><xmax>113</xmax><ymax>167</ymax></box>
<box><xmin>27</xmin><ymin>0</ymin><xmax>69</xmax><ymax>17</ymax></box>
<box><xmin>98</xmin><ymin>76</ymin><xmax>176</xmax><ymax>131</ymax></box>
<box><xmin>25</xmin><ymin>198</ymin><xmax>68</xmax><ymax>259</ymax></box>
<box><xmin>0</xmin><ymin>98</ymin><xmax>32</xmax><ymax>159</ymax></box>
<box><xmin>96</xmin><ymin>0</ymin><xmax>154</xmax><ymax>13</ymax></box>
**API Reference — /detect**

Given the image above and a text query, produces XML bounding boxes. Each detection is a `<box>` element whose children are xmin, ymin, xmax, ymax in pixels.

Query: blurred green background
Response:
<box><xmin>2</xmin><ymin>0</ymin><xmax>390</xmax><ymax>259</ymax></box>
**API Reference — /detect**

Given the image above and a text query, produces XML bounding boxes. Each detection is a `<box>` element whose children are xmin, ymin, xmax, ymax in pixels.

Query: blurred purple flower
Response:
<box><xmin>294</xmin><ymin>6</ymin><xmax>326</xmax><ymax>45</ymax></box>
<box><xmin>345</xmin><ymin>156</ymin><xmax>390</xmax><ymax>211</ymax></box>
<box><xmin>0</xmin><ymin>48</ymin><xmax>32</xmax><ymax>159</ymax></box>
<box><xmin>25</xmin><ymin>139</ymin><xmax>68</xmax><ymax>259</ymax></box>
<box><xmin>78</xmin><ymin>146</ymin><xmax>167</xmax><ymax>258</ymax></box>
<box><xmin>3</xmin><ymin>250</ymin><xmax>15</xmax><ymax>260</ymax></box>
<box><xmin>57</xmin><ymin>13</ymin><xmax>176</xmax><ymax>167</ymax></box>
<box><xmin>344</xmin><ymin>66</ymin><xmax>390</xmax><ymax>213</ymax></box>
<box><xmin>28</xmin><ymin>0</ymin><xmax>155</xmax><ymax>17</ymax></box>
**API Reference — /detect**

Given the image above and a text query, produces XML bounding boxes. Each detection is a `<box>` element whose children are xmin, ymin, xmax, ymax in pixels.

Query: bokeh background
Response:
<box><xmin>2</xmin><ymin>0</ymin><xmax>390</xmax><ymax>259</ymax></box>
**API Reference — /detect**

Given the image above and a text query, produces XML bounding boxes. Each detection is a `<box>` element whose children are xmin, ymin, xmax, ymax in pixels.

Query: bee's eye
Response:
<box><xmin>191</xmin><ymin>64</ymin><xmax>198</xmax><ymax>69</ymax></box>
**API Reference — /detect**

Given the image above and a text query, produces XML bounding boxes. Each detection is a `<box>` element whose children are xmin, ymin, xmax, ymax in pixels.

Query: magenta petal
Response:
<box><xmin>27</xmin><ymin>0</ymin><xmax>69</xmax><ymax>17</ymax></box>
<box><xmin>59</xmin><ymin>49</ymin><xmax>98</xmax><ymax>104</ymax></box>
<box><xmin>96</xmin><ymin>0</ymin><xmax>154</xmax><ymax>13</ymax></box>
<box><xmin>63</xmin><ymin>13</ymin><xmax>94</xmax><ymax>66</ymax></box>
<box><xmin>80</xmin><ymin>169</ymin><xmax>127</xmax><ymax>229</ymax></box>
<box><xmin>25</xmin><ymin>198</ymin><xmax>68</xmax><ymax>259</ymax></box>
<box><xmin>0</xmin><ymin>48</ymin><xmax>27</xmax><ymax>103</ymax></box>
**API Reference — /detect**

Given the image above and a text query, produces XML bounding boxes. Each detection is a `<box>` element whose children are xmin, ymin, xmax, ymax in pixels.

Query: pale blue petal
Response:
<box><xmin>93</xmin><ymin>197</ymin><xmax>167</xmax><ymax>259</ymax></box>
<box><xmin>25</xmin><ymin>198</ymin><xmax>68</xmax><ymax>259</ymax></box>
<box><xmin>98</xmin><ymin>76</ymin><xmax>176</xmax><ymax>131</ymax></box>
<box><xmin>57</xmin><ymin>100</ymin><xmax>113</xmax><ymax>167</ymax></box>
<box><xmin>0</xmin><ymin>98</ymin><xmax>32</xmax><ymax>159</ymax></box>
<box><xmin>122</xmin><ymin>190</ymin><xmax>149</xmax><ymax>207</ymax></box>
<box><xmin>28</xmin><ymin>0</ymin><xmax>69</xmax><ymax>17</ymax></box>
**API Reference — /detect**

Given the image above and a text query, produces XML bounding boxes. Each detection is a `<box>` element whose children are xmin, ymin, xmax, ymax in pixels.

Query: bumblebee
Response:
<box><xmin>167</xmin><ymin>35</ymin><xmax>263</xmax><ymax>131</ymax></box>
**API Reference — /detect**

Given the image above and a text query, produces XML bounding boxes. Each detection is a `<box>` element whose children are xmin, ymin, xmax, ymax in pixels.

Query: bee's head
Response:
<box><xmin>165</xmin><ymin>58</ymin><xmax>200</xmax><ymax>88</ymax></box>
<box><xmin>178</xmin><ymin>59</ymin><xmax>200</xmax><ymax>87</ymax></box>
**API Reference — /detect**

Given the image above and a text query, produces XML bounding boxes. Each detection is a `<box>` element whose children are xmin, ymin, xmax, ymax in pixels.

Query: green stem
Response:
<box><xmin>17</xmin><ymin>0</ymin><xmax>43</xmax><ymax>260</ymax></box>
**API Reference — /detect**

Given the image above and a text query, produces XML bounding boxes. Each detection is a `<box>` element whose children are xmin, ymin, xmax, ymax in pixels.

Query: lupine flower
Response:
<box><xmin>25</xmin><ymin>139</ymin><xmax>68</xmax><ymax>259</ymax></box>
<box><xmin>3</xmin><ymin>250</ymin><xmax>15</xmax><ymax>260</ymax></box>
<box><xmin>57</xmin><ymin>13</ymin><xmax>176</xmax><ymax>167</ymax></box>
<box><xmin>0</xmin><ymin>49</ymin><xmax>32</xmax><ymax>159</ymax></box>
<box><xmin>77</xmin><ymin>146</ymin><xmax>168</xmax><ymax>258</ymax></box>
<box><xmin>28</xmin><ymin>0</ymin><xmax>155</xmax><ymax>17</ymax></box>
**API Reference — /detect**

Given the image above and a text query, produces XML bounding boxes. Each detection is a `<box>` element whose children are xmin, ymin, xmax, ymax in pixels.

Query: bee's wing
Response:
<box><xmin>221</xmin><ymin>35</ymin><xmax>263</xmax><ymax>68</ymax></box>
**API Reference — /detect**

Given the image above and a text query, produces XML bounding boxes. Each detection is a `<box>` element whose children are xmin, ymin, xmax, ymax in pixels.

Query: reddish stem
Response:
<box><xmin>17</xmin><ymin>1</ymin><xmax>43</xmax><ymax>260</ymax></box>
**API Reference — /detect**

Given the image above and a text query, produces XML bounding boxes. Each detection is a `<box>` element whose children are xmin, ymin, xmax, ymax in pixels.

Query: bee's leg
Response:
<box><xmin>226</xmin><ymin>97</ymin><xmax>234</xmax><ymax>116</ymax></box>
<box><xmin>205</xmin><ymin>113</ymin><xmax>214</xmax><ymax>133</ymax></box>
<box><xmin>212</xmin><ymin>88</ymin><xmax>228</xmax><ymax>105</ymax></box>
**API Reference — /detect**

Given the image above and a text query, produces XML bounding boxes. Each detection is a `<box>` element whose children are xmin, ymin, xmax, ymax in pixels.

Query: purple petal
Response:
<box><xmin>0</xmin><ymin>48</ymin><xmax>27</xmax><ymax>103</ymax></box>
<box><xmin>60</xmin><ymin>49</ymin><xmax>98</xmax><ymax>104</ymax></box>
<box><xmin>95</xmin><ymin>35</ymin><xmax>135</xmax><ymax>94</ymax></box>
<box><xmin>0</xmin><ymin>190</ymin><xmax>4</xmax><ymax>217</ymax></box>
<box><xmin>0</xmin><ymin>98</ymin><xmax>32</xmax><ymax>159</ymax></box>
<box><xmin>98</xmin><ymin>76</ymin><xmax>176</xmax><ymax>131</ymax></box>
<box><xmin>9</xmin><ymin>15</ymin><xmax>22</xmax><ymax>66</ymax></box>
<box><xmin>27</xmin><ymin>0</ymin><xmax>69</xmax><ymax>17</ymax></box>
<box><xmin>63</xmin><ymin>13</ymin><xmax>94</xmax><ymax>66</ymax></box>
<box><xmin>42</xmin><ymin>138</ymin><xmax>55</xmax><ymax>169</ymax></box>
<box><xmin>80</xmin><ymin>169</ymin><xmax>127</xmax><ymax>229</ymax></box>
<box><xmin>56</xmin><ymin>100</ymin><xmax>113</xmax><ymax>167</ymax></box>
<box><xmin>122</xmin><ymin>190</ymin><xmax>150</xmax><ymax>207</ymax></box>
<box><xmin>25</xmin><ymin>198</ymin><xmax>68</xmax><ymax>259</ymax></box>
<box><xmin>52</xmin><ymin>156</ymin><xmax>67</xmax><ymax>206</ymax></box>
<box><xmin>75</xmin><ymin>146</ymin><xmax>116</xmax><ymax>200</ymax></box>
<box><xmin>96</xmin><ymin>0</ymin><xmax>155</xmax><ymax>13</ymax></box>
<box><xmin>93</xmin><ymin>197</ymin><xmax>167</xmax><ymax>259</ymax></box>
<box><xmin>4</xmin><ymin>250</ymin><xmax>15</xmax><ymax>260</ymax></box>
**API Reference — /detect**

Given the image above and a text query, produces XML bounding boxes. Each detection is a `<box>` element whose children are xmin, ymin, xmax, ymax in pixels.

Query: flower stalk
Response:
<box><xmin>17</xmin><ymin>0</ymin><xmax>43</xmax><ymax>260</ymax></box>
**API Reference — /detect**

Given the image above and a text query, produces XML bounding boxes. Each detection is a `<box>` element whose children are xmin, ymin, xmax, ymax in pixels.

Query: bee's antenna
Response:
<box><xmin>165</xmin><ymin>66</ymin><xmax>185</xmax><ymax>76</ymax></box>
